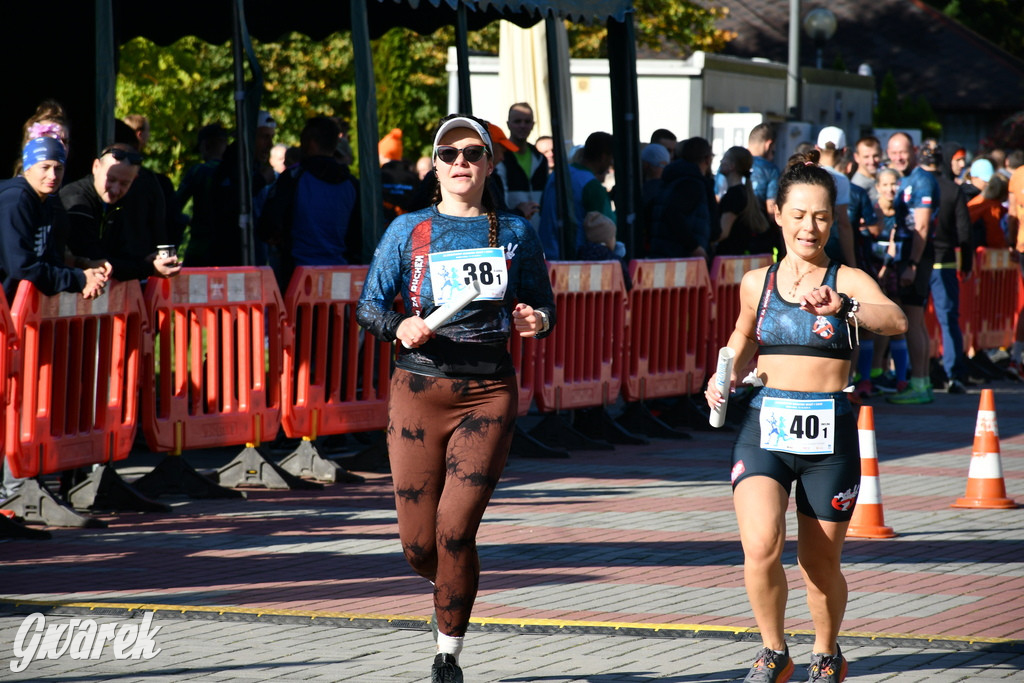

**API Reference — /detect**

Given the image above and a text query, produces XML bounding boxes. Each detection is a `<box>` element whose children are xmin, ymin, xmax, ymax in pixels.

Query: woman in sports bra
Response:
<box><xmin>357</xmin><ymin>114</ymin><xmax>554</xmax><ymax>683</ymax></box>
<box><xmin>705</xmin><ymin>151</ymin><xmax>907</xmax><ymax>683</ymax></box>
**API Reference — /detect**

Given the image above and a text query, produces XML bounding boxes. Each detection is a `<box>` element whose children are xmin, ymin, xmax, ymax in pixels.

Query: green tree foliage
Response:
<box><xmin>117</xmin><ymin>28</ymin><xmax>450</xmax><ymax>181</ymax></box>
<box><xmin>117</xmin><ymin>36</ymin><xmax>235</xmax><ymax>182</ymax></box>
<box><xmin>568</xmin><ymin>0</ymin><xmax>733</xmax><ymax>58</ymax></box>
<box><xmin>117</xmin><ymin>33</ymin><xmax>357</xmax><ymax>183</ymax></box>
<box><xmin>117</xmin><ymin>2</ymin><xmax>730</xmax><ymax>178</ymax></box>
<box><xmin>372</xmin><ymin>27</ymin><xmax>451</xmax><ymax>160</ymax></box>
<box><xmin>923</xmin><ymin>0</ymin><xmax>1024</xmax><ymax>61</ymax></box>
<box><xmin>873</xmin><ymin>70</ymin><xmax>942</xmax><ymax>139</ymax></box>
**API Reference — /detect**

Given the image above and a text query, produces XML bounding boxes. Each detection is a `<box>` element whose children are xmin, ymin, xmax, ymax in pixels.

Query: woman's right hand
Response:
<box><xmin>396</xmin><ymin>316</ymin><xmax>433</xmax><ymax>349</ymax></box>
<box><xmin>705</xmin><ymin>375</ymin><xmax>731</xmax><ymax>412</ymax></box>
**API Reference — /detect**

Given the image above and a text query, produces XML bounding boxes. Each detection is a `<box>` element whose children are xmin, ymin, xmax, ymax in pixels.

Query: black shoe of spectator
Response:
<box><xmin>945</xmin><ymin>379</ymin><xmax>967</xmax><ymax>394</ymax></box>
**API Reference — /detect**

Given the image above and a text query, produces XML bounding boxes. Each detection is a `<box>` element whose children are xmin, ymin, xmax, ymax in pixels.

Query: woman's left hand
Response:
<box><xmin>512</xmin><ymin>303</ymin><xmax>543</xmax><ymax>337</ymax></box>
<box><xmin>799</xmin><ymin>285</ymin><xmax>843</xmax><ymax>317</ymax></box>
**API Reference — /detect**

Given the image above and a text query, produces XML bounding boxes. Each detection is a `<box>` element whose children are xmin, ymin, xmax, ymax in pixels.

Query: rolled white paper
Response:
<box><xmin>709</xmin><ymin>346</ymin><xmax>736</xmax><ymax>428</ymax></box>
<box><xmin>402</xmin><ymin>279</ymin><xmax>482</xmax><ymax>348</ymax></box>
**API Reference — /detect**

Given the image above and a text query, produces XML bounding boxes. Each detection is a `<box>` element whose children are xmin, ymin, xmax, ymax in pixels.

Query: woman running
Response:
<box><xmin>357</xmin><ymin>114</ymin><xmax>555</xmax><ymax>683</ymax></box>
<box><xmin>706</xmin><ymin>151</ymin><xmax>907</xmax><ymax>683</ymax></box>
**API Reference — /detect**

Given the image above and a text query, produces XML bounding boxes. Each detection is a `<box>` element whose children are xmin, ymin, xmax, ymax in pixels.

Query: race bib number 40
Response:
<box><xmin>429</xmin><ymin>248</ymin><xmax>508</xmax><ymax>304</ymax></box>
<box><xmin>759</xmin><ymin>397</ymin><xmax>835</xmax><ymax>455</ymax></box>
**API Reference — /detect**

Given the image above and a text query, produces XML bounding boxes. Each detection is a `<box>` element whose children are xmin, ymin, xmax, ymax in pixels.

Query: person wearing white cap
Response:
<box><xmin>815</xmin><ymin>126</ymin><xmax>856</xmax><ymax>268</ymax></box>
<box><xmin>641</xmin><ymin>142</ymin><xmax>670</xmax><ymax>181</ymax></box>
<box><xmin>967</xmin><ymin>157</ymin><xmax>995</xmax><ymax>194</ymax></box>
<box><xmin>357</xmin><ymin>113</ymin><xmax>555</xmax><ymax>683</ymax></box>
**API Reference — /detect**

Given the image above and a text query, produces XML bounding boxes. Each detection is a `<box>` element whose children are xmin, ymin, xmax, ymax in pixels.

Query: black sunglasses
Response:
<box><xmin>435</xmin><ymin>145</ymin><xmax>489</xmax><ymax>164</ymax></box>
<box><xmin>99</xmin><ymin>146</ymin><xmax>143</xmax><ymax>165</ymax></box>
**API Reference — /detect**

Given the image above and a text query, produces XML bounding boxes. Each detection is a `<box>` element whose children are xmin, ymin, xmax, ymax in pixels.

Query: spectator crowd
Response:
<box><xmin>3</xmin><ymin>98</ymin><xmax>1024</xmax><ymax>420</ymax></box>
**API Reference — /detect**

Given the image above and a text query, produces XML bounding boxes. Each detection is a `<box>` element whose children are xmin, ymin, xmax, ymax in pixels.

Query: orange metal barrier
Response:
<box><xmin>6</xmin><ymin>280</ymin><xmax>146</xmax><ymax>478</ymax></box>
<box><xmin>534</xmin><ymin>261</ymin><xmax>628</xmax><ymax>412</ymax></box>
<box><xmin>280</xmin><ymin>266</ymin><xmax>392</xmax><ymax>439</ymax></box>
<box><xmin>709</xmin><ymin>254</ymin><xmax>773</xmax><ymax>367</ymax></box>
<box><xmin>966</xmin><ymin>248</ymin><xmax>1020</xmax><ymax>350</ymax></box>
<box><xmin>623</xmin><ymin>258</ymin><xmax>713</xmax><ymax>401</ymax></box>
<box><xmin>141</xmin><ymin>268</ymin><xmax>283</xmax><ymax>454</ymax></box>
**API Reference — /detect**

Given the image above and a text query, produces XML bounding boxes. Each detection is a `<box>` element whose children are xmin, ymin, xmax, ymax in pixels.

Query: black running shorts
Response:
<box><xmin>730</xmin><ymin>388</ymin><xmax>861</xmax><ymax>522</ymax></box>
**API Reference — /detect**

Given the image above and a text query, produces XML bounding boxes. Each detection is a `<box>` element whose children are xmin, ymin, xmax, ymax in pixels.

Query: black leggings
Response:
<box><xmin>387</xmin><ymin>368</ymin><xmax>518</xmax><ymax>637</ymax></box>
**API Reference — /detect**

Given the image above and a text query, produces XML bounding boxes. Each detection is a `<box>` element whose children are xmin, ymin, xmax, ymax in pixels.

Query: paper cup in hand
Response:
<box><xmin>709</xmin><ymin>347</ymin><xmax>735</xmax><ymax>428</ymax></box>
<box><xmin>156</xmin><ymin>244</ymin><xmax>178</xmax><ymax>260</ymax></box>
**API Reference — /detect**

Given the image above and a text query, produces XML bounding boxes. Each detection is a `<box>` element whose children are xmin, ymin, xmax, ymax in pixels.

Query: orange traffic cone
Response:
<box><xmin>847</xmin><ymin>406</ymin><xmax>896</xmax><ymax>538</ymax></box>
<box><xmin>952</xmin><ymin>389</ymin><xmax>1018</xmax><ymax>509</ymax></box>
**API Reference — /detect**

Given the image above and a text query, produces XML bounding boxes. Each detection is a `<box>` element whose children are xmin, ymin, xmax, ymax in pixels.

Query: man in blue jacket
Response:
<box><xmin>257</xmin><ymin>116</ymin><xmax>362</xmax><ymax>287</ymax></box>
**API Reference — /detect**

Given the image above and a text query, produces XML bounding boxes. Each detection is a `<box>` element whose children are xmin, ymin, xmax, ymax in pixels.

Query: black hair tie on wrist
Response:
<box><xmin>837</xmin><ymin>292</ymin><xmax>860</xmax><ymax>319</ymax></box>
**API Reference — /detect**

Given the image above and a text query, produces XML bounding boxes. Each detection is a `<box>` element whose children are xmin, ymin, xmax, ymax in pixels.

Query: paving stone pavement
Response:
<box><xmin>1</xmin><ymin>382</ymin><xmax>1022</xmax><ymax>681</ymax></box>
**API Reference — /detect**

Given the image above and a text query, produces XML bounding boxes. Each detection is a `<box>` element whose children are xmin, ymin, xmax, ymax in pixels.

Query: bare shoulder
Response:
<box><xmin>739</xmin><ymin>266</ymin><xmax>769</xmax><ymax>302</ymax></box>
<box><xmin>740</xmin><ymin>266</ymin><xmax>769</xmax><ymax>291</ymax></box>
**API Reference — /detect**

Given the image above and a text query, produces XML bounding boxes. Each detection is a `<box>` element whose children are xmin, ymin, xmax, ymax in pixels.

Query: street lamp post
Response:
<box><xmin>803</xmin><ymin>7</ymin><xmax>837</xmax><ymax>69</ymax></box>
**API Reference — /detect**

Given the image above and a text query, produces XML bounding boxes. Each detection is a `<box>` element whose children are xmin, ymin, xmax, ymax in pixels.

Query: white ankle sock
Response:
<box><xmin>436</xmin><ymin>632</ymin><xmax>464</xmax><ymax>660</ymax></box>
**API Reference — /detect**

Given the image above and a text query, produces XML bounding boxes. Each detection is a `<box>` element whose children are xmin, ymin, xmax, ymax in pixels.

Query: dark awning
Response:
<box><xmin>111</xmin><ymin>0</ymin><xmax>633</xmax><ymax>45</ymax></box>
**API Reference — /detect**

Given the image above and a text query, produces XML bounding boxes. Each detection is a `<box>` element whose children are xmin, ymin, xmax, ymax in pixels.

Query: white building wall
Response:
<box><xmin>448</xmin><ymin>50</ymin><xmax>873</xmax><ymax>154</ymax></box>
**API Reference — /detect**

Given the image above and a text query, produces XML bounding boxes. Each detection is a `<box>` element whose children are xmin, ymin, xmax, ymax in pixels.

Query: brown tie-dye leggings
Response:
<box><xmin>387</xmin><ymin>368</ymin><xmax>518</xmax><ymax>638</ymax></box>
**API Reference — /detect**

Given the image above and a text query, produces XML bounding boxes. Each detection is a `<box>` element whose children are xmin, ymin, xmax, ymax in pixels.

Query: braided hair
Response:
<box><xmin>777</xmin><ymin>150</ymin><xmax>837</xmax><ymax>211</ymax></box>
<box><xmin>480</xmin><ymin>182</ymin><xmax>500</xmax><ymax>248</ymax></box>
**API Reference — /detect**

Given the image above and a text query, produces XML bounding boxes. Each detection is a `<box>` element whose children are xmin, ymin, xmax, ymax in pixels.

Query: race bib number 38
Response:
<box><xmin>759</xmin><ymin>397</ymin><xmax>835</xmax><ymax>455</ymax></box>
<box><xmin>429</xmin><ymin>248</ymin><xmax>508</xmax><ymax>304</ymax></box>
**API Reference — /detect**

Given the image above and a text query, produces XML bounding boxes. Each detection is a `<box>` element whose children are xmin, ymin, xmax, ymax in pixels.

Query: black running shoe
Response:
<box><xmin>806</xmin><ymin>644</ymin><xmax>847</xmax><ymax>682</ymax></box>
<box><xmin>743</xmin><ymin>646</ymin><xmax>794</xmax><ymax>683</ymax></box>
<box><xmin>431</xmin><ymin>653</ymin><xmax>463</xmax><ymax>683</ymax></box>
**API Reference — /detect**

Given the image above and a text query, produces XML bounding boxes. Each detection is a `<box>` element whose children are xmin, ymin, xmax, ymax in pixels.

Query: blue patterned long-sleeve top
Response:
<box><xmin>357</xmin><ymin>205</ymin><xmax>555</xmax><ymax>378</ymax></box>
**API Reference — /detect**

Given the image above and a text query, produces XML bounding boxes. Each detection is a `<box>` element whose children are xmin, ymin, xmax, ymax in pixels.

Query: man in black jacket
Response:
<box><xmin>60</xmin><ymin>144</ymin><xmax>181</xmax><ymax>282</ymax></box>
<box><xmin>646</xmin><ymin>137</ymin><xmax>719</xmax><ymax>260</ymax></box>
<box><xmin>925</xmin><ymin>140</ymin><xmax>973</xmax><ymax>392</ymax></box>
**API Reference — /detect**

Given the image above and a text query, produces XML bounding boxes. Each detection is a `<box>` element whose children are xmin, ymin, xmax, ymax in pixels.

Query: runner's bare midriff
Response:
<box><xmin>756</xmin><ymin>354</ymin><xmax>850</xmax><ymax>393</ymax></box>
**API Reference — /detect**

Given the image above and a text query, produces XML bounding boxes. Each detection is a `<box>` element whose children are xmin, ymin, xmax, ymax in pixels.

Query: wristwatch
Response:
<box><xmin>535</xmin><ymin>309</ymin><xmax>550</xmax><ymax>335</ymax></box>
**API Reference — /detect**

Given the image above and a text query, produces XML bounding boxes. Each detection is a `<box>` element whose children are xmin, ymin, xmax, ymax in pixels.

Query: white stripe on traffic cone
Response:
<box><xmin>847</xmin><ymin>406</ymin><xmax>896</xmax><ymax>538</ymax></box>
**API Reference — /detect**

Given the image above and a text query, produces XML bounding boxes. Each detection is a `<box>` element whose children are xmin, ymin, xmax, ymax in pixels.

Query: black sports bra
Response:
<box><xmin>754</xmin><ymin>261</ymin><xmax>853</xmax><ymax>361</ymax></box>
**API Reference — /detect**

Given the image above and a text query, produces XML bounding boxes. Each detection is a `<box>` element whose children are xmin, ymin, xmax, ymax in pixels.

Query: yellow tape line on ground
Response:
<box><xmin>0</xmin><ymin>599</ymin><xmax>1016</xmax><ymax>646</ymax></box>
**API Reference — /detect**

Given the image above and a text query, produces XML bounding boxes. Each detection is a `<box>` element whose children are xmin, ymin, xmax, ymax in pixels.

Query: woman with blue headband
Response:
<box><xmin>0</xmin><ymin>136</ymin><xmax>110</xmax><ymax>517</ymax></box>
<box><xmin>0</xmin><ymin>137</ymin><xmax>108</xmax><ymax>303</ymax></box>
